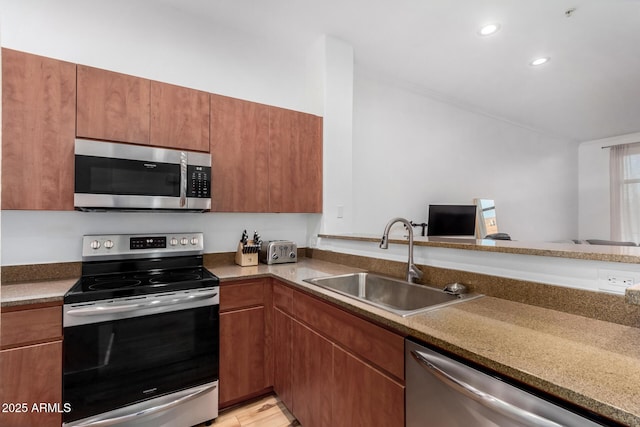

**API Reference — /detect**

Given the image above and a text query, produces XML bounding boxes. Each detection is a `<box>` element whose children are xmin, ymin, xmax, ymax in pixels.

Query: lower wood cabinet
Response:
<box><xmin>271</xmin><ymin>280</ymin><xmax>405</xmax><ymax>427</ymax></box>
<box><xmin>0</xmin><ymin>304</ymin><xmax>63</xmax><ymax>427</ymax></box>
<box><xmin>332</xmin><ymin>346</ymin><xmax>405</xmax><ymax>427</ymax></box>
<box><xmin>273</xmin><ymin>307</ymin><xmax>293</xmax><ymax>410</ymax></box>
<box><xmin>219</xmin><ymin>279</ymin><xmax>271</xmax><ymax>408</ymax></box>
<box><xmin>219</xmin><ymin>306</ymin><xmax>268</xmax><ymax>405</ymax></box>
<box><xmin>292</xmin><ymin>321</ymin><xmax>333</xmax><ymax>427</ymax></box>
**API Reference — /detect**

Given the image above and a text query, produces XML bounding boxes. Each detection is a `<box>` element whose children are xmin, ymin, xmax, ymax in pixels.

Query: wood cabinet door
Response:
<box><xmin>2</xmin><ymin>48</ymin><xmax>76</xmax><ymax>210</ymax></box>
<box><xmin>292</xmin><ymin>320</ymin><xmax>333</xmax><ymax>427</ymax></box>
<box><xmin>269</xmin><ymin>107</ymin><xmax>323</xmax><ymax>213</ymax></box>
<box><xmin>150</xmin><ymin>81</ymin><xmax>209</xmax><ymax>152</ymax></box>
<box><xmin>273</xmin><ymin>307</ymin><xmax>293</xmax><ymax>410</ymax></box>
<box><xmin>77</xmin><ymin>65</ymin><xmax>150</xmax><ymax>144</ymax></box>
<box><xmin>0</xmin><ymin>341</ymin><xmax>63</xmax><ymax>427</ymax></box>
<box><xmin>332</xmin><ymin>346</ymin><xmax>405</xmax><ymax>427</ymax></box>
<box><xmin>219</xmin><ymin>306</ymin><xmax>268</xmax><ymax>407</ymax></box>
<box><xmin>210</xmin><ymin>94</ymin><xmax>270</xmax><ymax>212</ymax></box>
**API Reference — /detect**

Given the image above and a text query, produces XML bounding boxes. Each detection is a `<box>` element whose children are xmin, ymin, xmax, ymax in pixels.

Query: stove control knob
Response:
<box><xmin>170</xmin><ymin>238</ymin><xmax>178</xmax><ymax>246</ymax></box>
<box><xmin>90</xmin><ymin>240</ymin><xmax>101</xmax><ymax>250</ymax></box>
<box><xmin>180</xmin><ymin>237</ymin><xmax>188</xmax><ymax>246</ymax></box>
<box><xmin>190</xmin><ymin>237</ymin><xmax>199</xmax><ymax>245</ymax></box>
<box><xmin>289</xmin><ymin>252</ymin><xmax>296</xmax><ymax>259</ymax></box>
<box><xmin>104</xmin><ymin>240</ymin><xmax>114</xmax><ymax>249</ymax></box>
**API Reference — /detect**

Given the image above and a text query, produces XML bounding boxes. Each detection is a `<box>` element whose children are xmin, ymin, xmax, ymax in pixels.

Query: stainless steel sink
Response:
<box><xmin>304</xmin><ymin>272</ymin><xmax>482</xmax><ymax>317</ymax></box>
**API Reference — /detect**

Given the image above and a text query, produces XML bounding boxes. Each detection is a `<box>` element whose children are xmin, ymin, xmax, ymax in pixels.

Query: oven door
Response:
<box><xmin>63</xmin><ymin>294</ymin><xmax>219</xmax><ymax>424</ymax></box>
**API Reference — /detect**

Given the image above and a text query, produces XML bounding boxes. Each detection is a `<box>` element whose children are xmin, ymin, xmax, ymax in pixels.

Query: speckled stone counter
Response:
<box><xmin>210</xmin><ymin>259</ymin><xmax>640</xmax><ymax>426</ymax></box>
<box><xmin>0</xmin><ymin>279</ymin><xmax>76</xmax><ymax>307</ymax></box>
<box><xmin>3</xmin><ymin>259</ymin><xmax>640</xmax><ymax>425</ymax></box>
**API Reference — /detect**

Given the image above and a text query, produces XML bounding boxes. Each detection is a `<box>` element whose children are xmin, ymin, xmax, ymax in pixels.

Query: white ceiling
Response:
<box><xmin>158</xmin><ymin>0</ymin><xmax>640</xmax><ymax>142</ymax></box>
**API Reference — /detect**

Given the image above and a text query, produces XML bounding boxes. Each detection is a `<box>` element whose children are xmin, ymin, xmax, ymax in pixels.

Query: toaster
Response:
<box><xmin>259</xmin><ymin>240</ymin><xmax>298</xmax><ymax>264</ymax></box>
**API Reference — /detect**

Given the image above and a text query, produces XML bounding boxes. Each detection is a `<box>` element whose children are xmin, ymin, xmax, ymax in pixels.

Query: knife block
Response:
<box><xmin>235</xmin><ymin>241</ymin><xmax>259</xmax><ymax>267</ymax></box>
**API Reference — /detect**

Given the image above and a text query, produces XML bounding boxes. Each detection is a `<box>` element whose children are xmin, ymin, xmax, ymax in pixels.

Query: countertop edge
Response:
<box><xmin>318</xmin><ymin>233</ymin><xmax>640</xmax><ymax>264</ymax></box>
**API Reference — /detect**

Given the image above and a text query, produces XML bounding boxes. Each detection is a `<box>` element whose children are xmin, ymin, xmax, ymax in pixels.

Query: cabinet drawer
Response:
<box><xmin>1</xmin><ymin>306</ymin><xmax>62</xmax><ymax>349</ymax></box>
<box><xmin>293</xmin><ymin>290</ymin><xmax>405</xmax><ymax>381</ymax></box>
<box><xmin>273</xmin><ymin>282</ymin><xmax>294</xmax><ymax>314</ymax></box>
<box><xmin>220</xmin><ymin>279</ymin><xmax>265</xmax><ymax>312</ymax></box>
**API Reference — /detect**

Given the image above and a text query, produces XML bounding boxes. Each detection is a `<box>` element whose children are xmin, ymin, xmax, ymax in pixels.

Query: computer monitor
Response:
<box><xmin>427</xmin><ymin>204</ymin><xmax>477</xmax><ymax>237</ymax></box>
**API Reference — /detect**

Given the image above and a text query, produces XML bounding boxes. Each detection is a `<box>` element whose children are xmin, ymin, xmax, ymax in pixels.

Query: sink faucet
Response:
<box><xmin>380</xmin><ymin>217</ymin><xmax>424</xmax><ymax>283</ymax></box>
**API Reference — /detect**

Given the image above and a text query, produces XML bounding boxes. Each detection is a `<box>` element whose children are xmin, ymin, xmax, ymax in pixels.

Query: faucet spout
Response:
<box><xmin>380</xmin><ymin>217</ymin><xmax>423</xmax><ymax>283</ymax></box>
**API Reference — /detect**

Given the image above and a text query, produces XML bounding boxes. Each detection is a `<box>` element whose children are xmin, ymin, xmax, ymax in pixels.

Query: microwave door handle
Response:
<box><xmin>180</xmin><ymin>151</ymin><xmax>187</xmax><ymax>207</ymax></box>
<box><xmin>410</xmin><ymin>350</ymin><xmax>563</xmax><ymax>427</ymax></box>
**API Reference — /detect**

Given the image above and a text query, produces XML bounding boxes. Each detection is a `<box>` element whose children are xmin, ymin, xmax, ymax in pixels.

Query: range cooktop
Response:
<box><xmin>64</xmin><ymin>233</ymin><xmax>219</xmax><ymax>304</ymax></box>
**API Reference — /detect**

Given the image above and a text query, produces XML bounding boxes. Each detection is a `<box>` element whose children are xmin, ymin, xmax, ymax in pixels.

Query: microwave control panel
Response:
<box><xmin>187</xmin><ymin>165</ymin><xmax>211</xmax><ymax>198</ymax></box>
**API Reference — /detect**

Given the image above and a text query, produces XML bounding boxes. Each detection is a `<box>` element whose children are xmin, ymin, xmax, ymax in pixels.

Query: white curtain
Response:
<box><xmin>610</xmin><ymin>142</ymin><xmax>640</xmax><ymax>243</ymax></box>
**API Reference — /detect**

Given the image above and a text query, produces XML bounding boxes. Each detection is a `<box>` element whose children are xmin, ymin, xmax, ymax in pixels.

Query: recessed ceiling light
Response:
<box><xmin>478</xmin><ymin>23</ymin><xmax>500</xmax><ymax>36</ymax></box>
<box><xmin>530</xmin><ymin>57</ymin><xmax>550</xmax><ymax>66</ymax></box>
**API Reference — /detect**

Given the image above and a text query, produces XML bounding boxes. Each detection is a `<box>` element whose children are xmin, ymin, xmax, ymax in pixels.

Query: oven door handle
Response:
<box><xmin>68</xmin><ymin>383</ymin><xmax>217</xmax><ymax>427</ymax></box>
<box><xmin>66</xmin><ymin>291</ymin><xmax>219</xmax><ymax>316</ymax></box>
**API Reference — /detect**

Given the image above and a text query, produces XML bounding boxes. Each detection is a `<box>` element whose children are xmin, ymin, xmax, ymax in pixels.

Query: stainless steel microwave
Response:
<box><xmin>74</xmin><ymin>139</ymin><xmax>211</xmax><ymax>212</ymax></box>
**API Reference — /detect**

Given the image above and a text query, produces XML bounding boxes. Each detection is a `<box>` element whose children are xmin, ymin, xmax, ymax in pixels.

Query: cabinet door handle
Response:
<box><xmin>410</xmin><ymin>350</ymin><xmax>563</xmax><ymax>427</ymax></box>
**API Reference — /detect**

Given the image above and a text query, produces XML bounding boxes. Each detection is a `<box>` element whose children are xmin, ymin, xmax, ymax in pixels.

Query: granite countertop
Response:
<box><xmin>3</xmin><ymin>259</ymin><xmax>640</xmax><ymax>425</ymax></box>
<box><xmin>0</xmin><ymin>278</ymin><xmax>77</xmax><ymax>307</ymax></box>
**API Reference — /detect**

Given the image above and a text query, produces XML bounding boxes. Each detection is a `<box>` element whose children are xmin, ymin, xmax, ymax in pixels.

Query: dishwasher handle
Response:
<box><xmin>410</xmin><ymin>350</ymin><xmax>564</xmax><ymax>427</ymax></box>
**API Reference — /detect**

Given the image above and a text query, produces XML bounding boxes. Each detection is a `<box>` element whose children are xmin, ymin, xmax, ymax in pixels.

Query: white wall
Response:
<box><xmin>350</xmin><ymin>70</ymin><xmax>579</xmax><ymax>241</ymax></box>
<box><xmin>578</xmin><ymin>132</ymin><xmax>640</xmax><ymax>240</ymax></box>
<box><xmin>0</xmin><ymin>0</ymin><xmax>590</xmax><ymax>266</ymax></box>
<box><xmin>0</xmin><ymin>0</ymin><xmax>325</xmax><ymax>265</ymax></box>
<box><xmin>0</xmin><ymin>0</ymin><xmax>317</xmax><ymax>114</ymax></box>
<box><xmin>0</xmin><ymin>211</ymin><xmax>314</xmax><ymax>265</ymax></box>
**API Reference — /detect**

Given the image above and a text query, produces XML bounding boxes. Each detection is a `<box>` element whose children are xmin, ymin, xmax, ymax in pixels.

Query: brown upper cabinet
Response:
<box><xmin>150</xmin><ymin>81</ymin><xmax>210</xmax><ymax>152</ymax></box>
<box><xmin>77</xmin><ymin>66</ymin><xmax>210</xmax><ymax>152</ymax></box>
<box><xmin>2</xmin><ymin>48</ymin><xmax>76</xmax><ymax>210</ymax></box>
<box><xmin>77</xmin><ymin>65</ymin><xmax>151</xmax><ymax>145</ymax></box>
<box><xmin>269</xmin><ymin>107</ymin><xmax>323</xmax><ymax>213</ymax></box>
<box><xmin>3</xmin><ymin>48</ymin><xmax>320</xmax><ymax>211</ymax></box>
<box><xmin>210</xmin><ymin>96</ymin><xmax>323</xmax><ymax>213</ymax></box>
<box><xmin>210</xmin><ymin>94</ymin><xmax>270</xmax><ymax>212</ymax></box>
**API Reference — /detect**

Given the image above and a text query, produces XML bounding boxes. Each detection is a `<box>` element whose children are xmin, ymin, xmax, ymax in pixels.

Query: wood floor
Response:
<box><xmin>197</xmin><ymin>394</ymin><xmax>300</xmax><ymax>427</ymax></box>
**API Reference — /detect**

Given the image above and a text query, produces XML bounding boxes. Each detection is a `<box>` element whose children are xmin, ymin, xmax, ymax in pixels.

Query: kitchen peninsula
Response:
<box><xmin>3</xmin><ymin>255</ymin><xmax>640</xmax><ymax>426</ymax></box>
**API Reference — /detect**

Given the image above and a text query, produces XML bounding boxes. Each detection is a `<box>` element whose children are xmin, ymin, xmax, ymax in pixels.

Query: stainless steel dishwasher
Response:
<box><xmin>406</xmin><ymin>339</ymin><xmax>608</xmax><ymax>427</ymax></box>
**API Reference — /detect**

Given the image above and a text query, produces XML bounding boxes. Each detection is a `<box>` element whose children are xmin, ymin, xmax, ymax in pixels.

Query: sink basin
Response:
<box><xmin>304</xmin><ymin>272</ymin><xmax>482</xmax><ymax>317</ymax></box>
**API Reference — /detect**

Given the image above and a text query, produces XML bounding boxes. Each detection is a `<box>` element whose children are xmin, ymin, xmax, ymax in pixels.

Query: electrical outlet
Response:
<box><xmin>598</xmin><ymin>269</ymin><xmax>639</xmax><ymax>294</ymax></box>
<box><xmin>608</xmin><ymin>275</ymin><xmax>634</xmax><ymax>287</ymax></box>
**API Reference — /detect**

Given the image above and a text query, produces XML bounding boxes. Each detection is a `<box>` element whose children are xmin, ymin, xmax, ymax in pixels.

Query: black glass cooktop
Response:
<box><xmin>64</xmin><ymin>255</ymin><xmax>219</xmax><ymax>304</ymax></box>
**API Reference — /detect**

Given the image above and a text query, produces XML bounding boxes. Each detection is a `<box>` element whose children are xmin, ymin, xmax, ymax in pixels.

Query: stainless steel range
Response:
<box><xmin>63</xmin><ymin>233</ymin><xmax>219</xmax><ymax>427</ymax></box>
